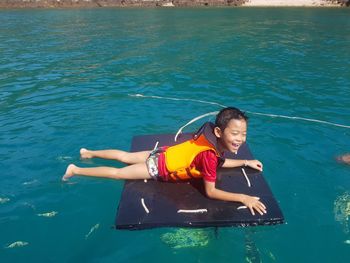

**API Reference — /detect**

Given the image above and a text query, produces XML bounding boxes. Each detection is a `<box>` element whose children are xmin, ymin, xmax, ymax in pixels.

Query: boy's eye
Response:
<box><xmin>231</xmin><ymin>132</ymin><xmax>247</xmax><ymax>136</ymax></box>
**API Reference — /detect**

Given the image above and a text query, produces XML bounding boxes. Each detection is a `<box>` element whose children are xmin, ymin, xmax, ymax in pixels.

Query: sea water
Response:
<box><xmin>0</xmin><ymin>7</ymin><xmax>349</xmax><ymax>263</ymax></box>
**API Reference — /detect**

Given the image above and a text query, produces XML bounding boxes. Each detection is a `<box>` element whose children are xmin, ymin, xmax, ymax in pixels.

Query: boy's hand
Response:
<box><xmin>241</xmin><ymin>195</ymin><xmax>267</xmax><ymax>216</ymax></box>
<box><xmin>247</xmin><ymin>160</ymin><xmax>263</xmax><ymax>172</ymax></box>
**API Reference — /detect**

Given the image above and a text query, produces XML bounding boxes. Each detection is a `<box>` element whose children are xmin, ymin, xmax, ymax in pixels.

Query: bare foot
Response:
<box><xmin>337</xmin><ymin>154</ymin><xmax>350</xmax><ymax>165</ymax></box>
<box><xmin>80</xmin><ymin>148</ymin><xmax>93</xmax><ymax>159</ymax></box>
<box><xmin>62</xmin><ymin>164</ymin><xmax>76</xmax><ymax>181</ymax></box>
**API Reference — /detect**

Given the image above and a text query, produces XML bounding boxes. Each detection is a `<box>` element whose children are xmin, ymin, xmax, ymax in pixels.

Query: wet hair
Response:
<box><xmin>215</xmin><ymin>107</ymin><xmax>248</xmax><ymax>130</ymax></box>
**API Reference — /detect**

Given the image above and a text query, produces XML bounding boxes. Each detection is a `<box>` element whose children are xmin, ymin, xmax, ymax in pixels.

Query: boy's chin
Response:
<box><xmin>228</xmin><ymin>146</ymin><xmax>240</xmax><ymax>154</ymax></box>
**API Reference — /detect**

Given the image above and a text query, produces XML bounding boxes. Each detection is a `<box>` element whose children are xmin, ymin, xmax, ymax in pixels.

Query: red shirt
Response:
<box><xmin>158</xmin><ymin>150</ymin><xmax>220</xmax><ymax>182</ymax></box>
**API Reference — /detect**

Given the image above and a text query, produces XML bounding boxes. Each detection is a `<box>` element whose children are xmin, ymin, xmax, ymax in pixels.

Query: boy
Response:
<box><xmin>63</xmin><ymin>107</ymin><xmax>266</xmax><ymax>216</ymax></box>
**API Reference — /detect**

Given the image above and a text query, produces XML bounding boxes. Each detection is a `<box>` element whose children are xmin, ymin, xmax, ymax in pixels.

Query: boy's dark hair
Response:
<box><xmin>215</xmin><ymin>107</ymin><xmax>248</xmax><ymax>130</ymax></box>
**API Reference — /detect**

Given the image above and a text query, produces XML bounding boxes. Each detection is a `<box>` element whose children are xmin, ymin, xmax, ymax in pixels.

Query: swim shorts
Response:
<box><xmin>146</xmin><ymin>148</ymin><xmax>164</xmax><ymax>180</ymax></box>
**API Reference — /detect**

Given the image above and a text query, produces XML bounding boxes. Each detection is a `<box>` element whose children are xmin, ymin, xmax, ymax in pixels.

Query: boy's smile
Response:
<box><xmin>214</xmin><ymin>119</ymin><xmax>247</xmax><ymax>153</ymax></box>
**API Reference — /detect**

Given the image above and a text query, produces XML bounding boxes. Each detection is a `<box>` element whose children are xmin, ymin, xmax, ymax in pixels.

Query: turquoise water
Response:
<box><xmin>1</xmin><ymin>7</ymin><xmax>350</xmax><ymax>262</ymax></box>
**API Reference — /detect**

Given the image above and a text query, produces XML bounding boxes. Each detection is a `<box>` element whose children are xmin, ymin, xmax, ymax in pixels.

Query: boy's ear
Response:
<box><xmin>214</xmin><ymin>127</ymin><xmax>222</xmax><ymax>138</ymax></box>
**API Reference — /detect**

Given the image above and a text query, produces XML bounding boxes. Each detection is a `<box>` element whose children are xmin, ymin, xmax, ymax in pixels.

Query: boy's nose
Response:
<box><xmin>235</xmin><ymin>137</ymin><xmax>243</xmax><ymax>143</ymax></box>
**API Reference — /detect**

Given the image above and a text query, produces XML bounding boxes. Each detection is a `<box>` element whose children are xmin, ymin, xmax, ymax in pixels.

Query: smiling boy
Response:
<box><xmin>63</xmin><ymin>107</ymin><xmax>266</xmax><ymax>216</ymax></box>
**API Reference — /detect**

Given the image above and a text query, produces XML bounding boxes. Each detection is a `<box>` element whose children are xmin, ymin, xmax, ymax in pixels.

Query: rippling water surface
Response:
<box><xmin>0</xmin><ymin>7</ymin><xmax>350</xmax><ymax>262</ymax></box>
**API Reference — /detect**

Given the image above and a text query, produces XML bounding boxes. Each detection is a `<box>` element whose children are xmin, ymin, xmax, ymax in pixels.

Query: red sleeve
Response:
<box><xmin>192</xmin><ymin>151</ymin><xmax>218</xmax><ymax>182</ymax></box>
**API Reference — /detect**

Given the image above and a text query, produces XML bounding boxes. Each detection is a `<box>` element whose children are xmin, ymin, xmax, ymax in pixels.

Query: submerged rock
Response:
<box><xmin>5</xmin><ymin>241</ymin><xmax>29</xmax><ymax>249</ymax></box>
<box><xmin>334</xmin><ymin>192</ymin><xmax>350</xmax><ymax>233</ymax></box>
<box><xmin>245</xmin><ymin>230</ymin><xmax>262</xmax><ymax>263</ymax></box>
<box><xmin>161</xmin><ymin>228</ymin><xmax>211</xmax><ymax>249</ymax></box>
<box><xmin>0</xmin><ymin>197</ymin><xmax>10</xmax><ymax>204</ymax></box>
<box><xmin>37</xmin><ymin>211</ymin><xmax>58</xmax><ymax>217</ymax></box>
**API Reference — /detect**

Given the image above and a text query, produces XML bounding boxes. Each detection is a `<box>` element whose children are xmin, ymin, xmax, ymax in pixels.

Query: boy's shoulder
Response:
<box><xmin>195</xmin><ymin>150</ymin><xmax>225</xmax><ymax>167</ymax></box>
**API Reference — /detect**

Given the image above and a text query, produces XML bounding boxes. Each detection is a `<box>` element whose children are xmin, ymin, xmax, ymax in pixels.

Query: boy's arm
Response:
<box><xmin>203</xmin><ymin>180</ymin><xmax>267</xmax><ymax>216</ymax></box>
<box><xmin>222</xmin><ymin>159</ymin><xmax>263</xmax><ymax>171</ymax></box>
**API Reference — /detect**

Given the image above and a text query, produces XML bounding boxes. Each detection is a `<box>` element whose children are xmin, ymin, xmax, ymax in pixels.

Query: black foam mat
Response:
<box><xmin>115</xmin><ymin>133</ymin><xmax>284</xmax><ymax>230</ymax></box>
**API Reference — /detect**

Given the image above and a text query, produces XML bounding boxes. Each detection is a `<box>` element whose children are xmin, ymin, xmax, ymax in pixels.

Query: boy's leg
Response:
<box><xmin>80</xmin><ymin>148</ymin><xmax>151</xmax><ymax>164</ymax></box>
<box><xmin>63</xmin><ymin>163</ymin><xmax>151</xmax><ymax>181</ymax></box>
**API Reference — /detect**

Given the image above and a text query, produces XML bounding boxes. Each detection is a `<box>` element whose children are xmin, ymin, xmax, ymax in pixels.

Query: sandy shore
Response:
<box><xmin>243</xmin><ymin>0</ymin><xmax>342</xmax><ymax>6</ymax></box>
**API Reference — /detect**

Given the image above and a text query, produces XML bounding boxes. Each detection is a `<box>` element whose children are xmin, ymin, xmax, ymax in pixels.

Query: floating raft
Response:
<box><xmin>115</xmin><ymin>133</ymin><xmax>284</xmax><ymax>230</ymax></box>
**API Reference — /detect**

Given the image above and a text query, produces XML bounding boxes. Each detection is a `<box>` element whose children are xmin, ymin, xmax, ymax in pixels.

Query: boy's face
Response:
<box><xmin>214</xmin><ymin>119</ymin><xmax>247</xmax><ymax>153</ymax></box>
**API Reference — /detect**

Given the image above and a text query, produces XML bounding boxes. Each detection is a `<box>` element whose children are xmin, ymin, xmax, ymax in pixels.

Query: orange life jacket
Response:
<box><xmin>164</xmin><ymin>123</ymin><xmax>221</xmax><ymax>181</ymax></box>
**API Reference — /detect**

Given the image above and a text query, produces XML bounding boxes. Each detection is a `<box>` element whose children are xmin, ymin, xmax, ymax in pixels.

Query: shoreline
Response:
<box><xmin>0</xmin><ymin>0</ymin><xmax>348</xmax><ymax>9</ymax></box>
<box><xmin>244</xmin><ymin>0</ymin><xmax>346</xmax><ymax>6</ymax></box>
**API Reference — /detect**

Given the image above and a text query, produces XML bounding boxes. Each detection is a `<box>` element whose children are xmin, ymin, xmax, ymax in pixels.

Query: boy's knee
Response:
<box><xmin>119</xmin><ymin>152</ymin><xmax>131</xmax><ymax>164</ymax></box>
<box><xmin>111</xmin><ymin>168</ymin><xmax>122</xmax><ymax>179</ymax></box>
